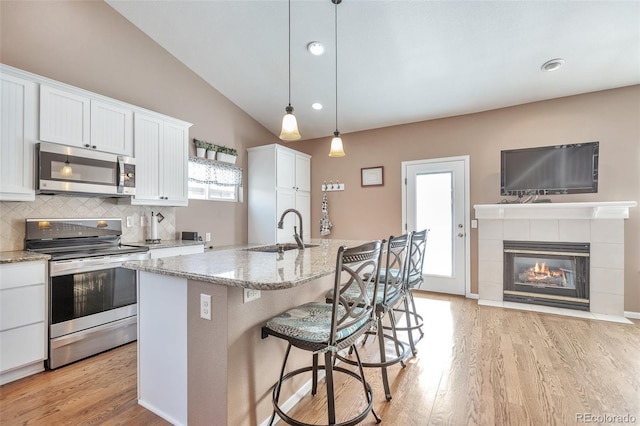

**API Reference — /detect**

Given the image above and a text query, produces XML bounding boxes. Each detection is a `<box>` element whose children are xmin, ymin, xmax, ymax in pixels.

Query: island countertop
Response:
<box><xmin>122</xmin><ymin>239</ymin><xmax>368</xmax><ymax>290</ymax></box>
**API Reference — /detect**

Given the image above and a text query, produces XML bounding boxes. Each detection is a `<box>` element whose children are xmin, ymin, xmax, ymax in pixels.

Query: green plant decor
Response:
<box><xmin>194</xmin><ymin>139</ymin><xmax>209</xmax><ymax>149</ymax></box>
<box><xmin>219</xmin><ymin>146</ymin><xmax>238</xmax><ymax>156</ymax></box>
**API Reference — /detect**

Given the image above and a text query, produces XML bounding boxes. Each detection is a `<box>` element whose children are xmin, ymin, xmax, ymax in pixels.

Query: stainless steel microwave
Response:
<box><xmin>36</xmin><ymin>142</ymin><xmax>136</xmax><ymax>197</ymax></box>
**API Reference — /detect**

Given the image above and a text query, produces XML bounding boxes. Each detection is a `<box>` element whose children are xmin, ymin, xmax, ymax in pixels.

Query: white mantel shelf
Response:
<box><xmin>474</xmin><ymin>201</ymin><xmax>637</xmax><ymax>220</ymax></box>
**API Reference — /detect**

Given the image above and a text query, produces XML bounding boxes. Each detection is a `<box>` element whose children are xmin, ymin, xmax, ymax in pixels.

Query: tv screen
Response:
<box><xmin>501</xmin><ymin>142</ymin><xmax>599</xmax><ymax>196</ymax></box>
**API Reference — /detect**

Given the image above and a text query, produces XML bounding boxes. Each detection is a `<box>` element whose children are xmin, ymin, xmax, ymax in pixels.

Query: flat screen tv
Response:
<box><xmin>500</xmin><ymin>142</ymin><xmax>599</xmax><ymax>196</ymax></box>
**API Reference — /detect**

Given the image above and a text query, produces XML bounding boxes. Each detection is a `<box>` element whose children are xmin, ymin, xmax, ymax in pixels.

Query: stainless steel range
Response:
<box><xmin>25</xmin><ymin>218</ymin><xmax>149</xmax><ymax>369</ymax></box>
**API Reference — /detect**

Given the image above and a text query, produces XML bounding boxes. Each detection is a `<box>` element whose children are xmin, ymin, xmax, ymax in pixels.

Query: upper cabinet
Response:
<box><xmin>40</xmin><ymin>85</ymin><xmax>133</xmax><ymax>157</ymax></box>
<box><xmin>0</xmin><ymin>70</ymin><xmax>38</xmax><ymax>201</ymax></box>
<box><xmin>128</xmin><ymin>112</ymin><xmax>190</xmax><ymax>206</ymax></box>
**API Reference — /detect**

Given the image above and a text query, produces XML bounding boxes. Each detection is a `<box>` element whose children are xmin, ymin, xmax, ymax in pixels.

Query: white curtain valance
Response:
<box><xmin>188</xmin><ymin>157</ymin><xmax>242</xmax><ymax>187</ymax></box>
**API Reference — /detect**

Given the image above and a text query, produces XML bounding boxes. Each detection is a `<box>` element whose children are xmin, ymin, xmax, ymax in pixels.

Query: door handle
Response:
<box><xmin>457</xmin><ymin>233</ymin><xmax>465</xmax><ymax>238</ymax></box>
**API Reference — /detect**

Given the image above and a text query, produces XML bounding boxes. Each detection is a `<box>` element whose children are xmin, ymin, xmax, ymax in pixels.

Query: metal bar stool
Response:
<box><xmin>262</xmin><ymin>240</ymin><xmax>384</xmax><ymax>426</ymax></box>
<box><xmin>328</xmin><ymin>234</ymin><xmax>411</xmax><ymax>401</ymax></box>
<box><xmin>388</xmin><ymin>229</ymin><xmax>428</xmax><ymax>356</ymax></box>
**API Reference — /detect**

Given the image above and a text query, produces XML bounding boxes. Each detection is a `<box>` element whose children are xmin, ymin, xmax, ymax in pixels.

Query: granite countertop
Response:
<box><xmin>123</xmin><ymin>239</ymin><xmax>368</xmax><ymax>290</ymax></box>
<box><xmin>0</xmin><ymin>251</ymin><xmax>51</xmax><ymax>264</ymax></box>
<box><xmin>123</xmin><ymin>240</ymin><xmax>205</xmax><ymax>250</ymax></box>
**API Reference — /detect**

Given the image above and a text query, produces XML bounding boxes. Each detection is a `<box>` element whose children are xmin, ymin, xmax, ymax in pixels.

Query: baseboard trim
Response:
<box><xmin>466</xmin><ymin>293</ymin><xmax>479</xmax><ymax>299</ymax></box>
<box><xmin>625</xmin><ymin>311</ymin><xmax>640</xmax><ymax>319</ymax></box>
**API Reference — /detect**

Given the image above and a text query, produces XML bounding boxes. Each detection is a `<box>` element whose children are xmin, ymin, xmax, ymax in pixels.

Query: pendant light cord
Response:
<box><xmin>288</xmin><ymin>0</ymin><xmax>292</xmax><ymax>107</ymax></box>
<box><xmin>334</xmin><ymin>0</ymin><xmax>338</xmax><ymax>133</ymax></box>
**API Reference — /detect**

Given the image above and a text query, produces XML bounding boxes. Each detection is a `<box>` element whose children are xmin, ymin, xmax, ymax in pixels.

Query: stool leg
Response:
<box><xmin>324</xmin><ymin>351</ymin><xmax>336</xmax><ymax>425</ymax></box>
<box><xmin>270</xmin><ymin>343</ymin><xmax>293</xmax><ymax>425</ymax></box>
<box><xmin>408</xmin><ymin>290</ymin><xmax>425</xmax><ymax>339</ymax></box>
<box><xmin>352</xmin><ymin>344</ymin><xmax>382</xmax><ymax>424</ymax></box>
<box><xmin>312</xmin><ymin>353</ymin><xmax>319</xmax><ymax>396</ymax></box>
<box><xmin>403</xmin><ymin>295</ymin><xmax>418</xmax><ymax>355</ymax></box>
<box><xmin>388</xmin><ymin>309</ymin><xmax>406</xmax><ymax>368</ymax></box>
<box><xmin>377</xmin><ymin>313</ymin><xmax>392</xmax><ymax>401</ymax></box>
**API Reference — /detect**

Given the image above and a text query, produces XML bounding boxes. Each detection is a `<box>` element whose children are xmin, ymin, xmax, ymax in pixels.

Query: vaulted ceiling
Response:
<box><xmin>107</xmin><ymin>0</ymin><xmax>640</xmax><ymax>140</ymax></box>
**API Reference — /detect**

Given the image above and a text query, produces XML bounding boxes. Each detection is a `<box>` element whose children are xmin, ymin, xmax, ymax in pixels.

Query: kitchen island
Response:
<box><xmin>123</xmin><ymin>239</ymin><xmax>365</xmax><ymax>426</ymax></box>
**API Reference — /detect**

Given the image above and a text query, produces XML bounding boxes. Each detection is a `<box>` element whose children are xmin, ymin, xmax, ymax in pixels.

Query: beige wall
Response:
<box><xmin>0</xmin><ymin>0</ymin><xmax>274</xmax><ymax>248</ymax></box>
<box><xmin>286</xmin><ymin>86</ymin><xmax>640</xmax><ymax>312</ymax></box>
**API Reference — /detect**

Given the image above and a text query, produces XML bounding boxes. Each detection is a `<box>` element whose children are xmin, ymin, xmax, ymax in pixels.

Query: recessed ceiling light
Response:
<box><xmin>307</xmin><ymin>41</ymin><xmax>324</xmax><ymax>56</ymax></box>
<box><xmin>312</xmin><ymin>103</ymin><xmax>323</xmax><ymax>110</ymax></box>
<box><xmin>541</xmin><ymin>58</ymin><xmax>565</xmax><ymax>72</ymax></box>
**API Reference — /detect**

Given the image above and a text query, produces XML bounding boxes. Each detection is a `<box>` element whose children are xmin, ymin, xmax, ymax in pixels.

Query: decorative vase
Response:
<box><xmin>217</xmin><ymin>153</ymin><xmax>237</xmax><ymax>164</ymax></box>
<box><xmin>196</xmin><ymin>147</ymin><xmax>206</xmax><ymax>158</ymax></box>
<box><xmin>207</xmin><ymin>150</ymin><xmax>216</xmax><ymax>160</ymax></box>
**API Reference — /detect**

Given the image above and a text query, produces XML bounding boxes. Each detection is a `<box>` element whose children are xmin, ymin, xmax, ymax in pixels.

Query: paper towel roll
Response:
<box><xmin>150</xmin><ymin>212</ymin><xmax>158</xmax><ymax>240</ymax></box>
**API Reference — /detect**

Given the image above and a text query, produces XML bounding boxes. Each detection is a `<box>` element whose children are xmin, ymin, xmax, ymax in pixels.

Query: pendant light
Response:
<box><xmin>279</xmin><ymin>0</ymin><xmax>301</xmax><ymax>141</ymax></box>
<box><xmin>328</xmin><ymin>0</ymin><xmax>345</xmax><ymax>157</ymax></box>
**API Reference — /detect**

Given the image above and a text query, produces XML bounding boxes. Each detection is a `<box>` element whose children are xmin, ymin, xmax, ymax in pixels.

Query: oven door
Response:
<box><xmin>47</xmin><ymin>253</ymin><xmax>147</xmax><ymax>369</ymax></box>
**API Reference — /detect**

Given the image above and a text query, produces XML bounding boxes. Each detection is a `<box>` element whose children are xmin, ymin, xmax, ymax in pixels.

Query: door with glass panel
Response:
<box><xmin>403</xmin><ymin>157</ymin><xmax>468</xmax><ymax>295</ymax></box>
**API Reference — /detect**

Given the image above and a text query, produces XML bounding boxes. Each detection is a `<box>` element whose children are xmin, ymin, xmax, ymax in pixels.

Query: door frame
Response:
<box><xmin>401</xmin><ymin>155</ymin><xmax>471</xmax><ymax>297</ymax></box>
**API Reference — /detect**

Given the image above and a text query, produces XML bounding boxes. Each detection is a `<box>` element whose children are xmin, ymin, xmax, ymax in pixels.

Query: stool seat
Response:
<box><xmin>265</xmin><ymin>302</ymin><xmax>370</xmax><ymax>347</ymax></box>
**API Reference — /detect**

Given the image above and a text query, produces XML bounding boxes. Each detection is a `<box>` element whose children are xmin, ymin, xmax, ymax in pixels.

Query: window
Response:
<box><xmin>187</xmin><ymin>157</ymin><xmax>242</xmax><ymax>202</ymax></box>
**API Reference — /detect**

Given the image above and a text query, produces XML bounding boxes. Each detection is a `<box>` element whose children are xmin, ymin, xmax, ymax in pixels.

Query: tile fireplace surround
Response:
<box><xmin>475</xmin><ymin>201</ymin><xmax>637</xmax><ymax>323</ymax></box>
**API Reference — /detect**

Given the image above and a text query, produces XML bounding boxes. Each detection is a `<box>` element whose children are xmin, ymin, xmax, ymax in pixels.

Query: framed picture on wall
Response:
<box><xmin>361</xmin><ymin>166</ymin><xmax>384</xmax><ymax>187</ymax></box>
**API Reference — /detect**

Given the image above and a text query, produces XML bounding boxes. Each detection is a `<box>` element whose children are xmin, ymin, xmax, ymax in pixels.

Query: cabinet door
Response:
<box><xmin>295</xmin><ymin>190</ymin><xmax>311</xmax><ymax>241</ymax></box>
<box><xmin>276</xmin><ymin>147</ymin><xmax>295</xmax><ymax>190</ymax></box>
<box><xmin>132</xmin><ymin>113</ymin><xmax>163</xmax><ymax>203</ymax></box>
<box><xmin>40</xmin><ymin>85</ymin><xmax>90</xmax><ymax>147</ymax></box>
<box><xmin>160</xmin><ymin>122</ymin><xmax>189</xmax><ymax>206</ymax></box>
<box><xmin>295</xmin><ymin>154</ymin><xmax>311</xmax><ymax>192</ymax></box>
<box><xmin>90</xmin><ymin>100</ymin><xmax>133</xmax><ymax>156</ymax></box>
<box><xmin>276</xmin><ymin>188</ymin><xmax>296</xmax><ymax>243</ymax></box>
<box><xmin>0</xmin><ymin>73</ymin><xmax>37</xmax><ymax>201</ymax></box>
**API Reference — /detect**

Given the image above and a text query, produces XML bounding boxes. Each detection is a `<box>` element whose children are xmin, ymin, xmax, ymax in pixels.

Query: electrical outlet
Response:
<box><xmin>200</xmin><ymin>294</ymin><xmax>212</xmax><ymax>320</ymax></box>
<box><xmin>126</xmin><ymin>216</ymin><xmax>134</xmax><ymax>227</ymax></box>
<box><xmin>243</xmin><ymin>288</ymin><xmax>261</xmax><ymax>303</ymax></box>
<box><xmin>471</xmin><ymin>219</ymin><xmax>478</xmax><ymax>228</ymax></box>
<box><xmin>205</xmin><ymin>232</ymin><xmax>211</xmax><ymax>242</ymax></box>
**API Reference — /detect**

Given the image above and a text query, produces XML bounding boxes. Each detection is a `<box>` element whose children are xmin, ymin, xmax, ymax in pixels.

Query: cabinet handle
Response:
<box><xmin>92</xmin><ymin>145</ymin><xmax>97</xmax><ymax>149</ymax></box>
<box><xmin>84</xmin><ymin>144</ymin><xmax>90</xmax><ymax>148</ymax></box>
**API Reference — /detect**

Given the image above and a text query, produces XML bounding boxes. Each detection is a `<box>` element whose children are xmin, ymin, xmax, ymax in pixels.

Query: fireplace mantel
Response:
<box><xmin>474</xmin><ymin>201</ymin><xmax>637</xmax><ymax>220</ymax></box>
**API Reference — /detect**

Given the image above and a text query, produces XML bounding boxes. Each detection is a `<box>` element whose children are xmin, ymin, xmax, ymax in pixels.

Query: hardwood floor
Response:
<box><xmin>1</xmin><ymin>293</ymin><xmax>638</xmax><ymax>425</ymax></box>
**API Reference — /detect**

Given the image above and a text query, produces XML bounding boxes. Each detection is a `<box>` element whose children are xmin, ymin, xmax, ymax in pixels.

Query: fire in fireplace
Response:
<box><xmin>504</xmin><ymin>241</ymin><xmax>590</xmax><ymax>310</ymax></box>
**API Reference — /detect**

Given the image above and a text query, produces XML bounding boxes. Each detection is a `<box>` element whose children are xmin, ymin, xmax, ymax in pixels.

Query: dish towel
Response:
<box><xmin>320</xmin><ymin>192</ymin><xmax>333</xmax><ymax>236</ymax></box>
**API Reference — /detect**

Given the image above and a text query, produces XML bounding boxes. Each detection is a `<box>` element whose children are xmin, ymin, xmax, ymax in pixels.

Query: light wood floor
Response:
<box><xmin>1</xmin><ymin>293</ymin><xmax>639</xmax><ymax>425</ymax></box>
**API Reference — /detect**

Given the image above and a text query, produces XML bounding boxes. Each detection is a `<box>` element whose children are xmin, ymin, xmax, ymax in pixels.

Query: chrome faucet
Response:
<box><xmin>277</xmin><ymin>208</ymin><xmax>304</xmax><ymax>249</ymax></box>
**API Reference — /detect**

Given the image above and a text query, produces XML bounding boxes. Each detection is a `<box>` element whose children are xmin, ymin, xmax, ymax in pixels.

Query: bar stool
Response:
<box><xmin>262</xmin><ymin>240</ymin><xmax>383</xmax><ymax>426</ymax></box>
<box><xmin>389</xmin><ymin>229</ymin><xmax>428</xmax><ymax>355</ymax></box>
<box><xmin>328</xmin><ymin>234</ymin><xmax>411</xmax><ymax>401</ymax></box>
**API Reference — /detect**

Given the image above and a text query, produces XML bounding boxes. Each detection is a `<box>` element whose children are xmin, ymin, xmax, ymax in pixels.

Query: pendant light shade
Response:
<box><xmin>328</xmin><ymin>0</ymin><xmax>345</xmax><ymax>157</ymax></box>
<box><xmin>280</xmin><ymin>105</ymin><xmax>301</xmax><ymax>141</ymax></box>
<box><xmin>279</xmin><ymin>0</ymin><xmax>301</xmax><ymax>141</ymax></box>
<box><xmin>329</xmin><ymin>131</ymin><xmax>345</xmax><ymax>157</ymax></box>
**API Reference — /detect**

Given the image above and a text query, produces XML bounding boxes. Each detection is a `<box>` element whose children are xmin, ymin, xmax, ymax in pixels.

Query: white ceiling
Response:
<box><xmin>106</xmin><ymin>0</ymin><xmax>640</xmax><ymax>141</ymax></box>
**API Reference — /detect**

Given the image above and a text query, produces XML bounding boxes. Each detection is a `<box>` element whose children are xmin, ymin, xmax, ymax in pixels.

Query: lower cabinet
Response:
<box><xmin>0</xmin><ymin>261</ymin><xmax>47</xmax><ymax>385</ymax></box>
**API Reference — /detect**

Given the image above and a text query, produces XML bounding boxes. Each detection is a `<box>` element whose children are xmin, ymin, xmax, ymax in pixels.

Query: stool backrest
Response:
<box><xmin>331</xmin><ymin>240</ymin><xmax>383</xmax><ymax>346</ymax></box>
<box><xmin>405</xmin><ymin>229</ymin><xmax>428</xmax><ymax>288</ymax></box>
<box><xmin>382</xmin><ymin>234</ymin><xmax>411</xmax><ymax>304</ymax></box>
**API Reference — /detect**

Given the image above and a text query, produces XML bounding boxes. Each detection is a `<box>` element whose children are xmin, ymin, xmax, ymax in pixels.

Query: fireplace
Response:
<box><xmin>503</xmin><ymin>241</ymin><xmax>590</xmax><ymax>311</ymax></box>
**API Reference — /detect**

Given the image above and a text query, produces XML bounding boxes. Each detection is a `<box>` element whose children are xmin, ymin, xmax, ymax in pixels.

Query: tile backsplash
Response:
<box><xmin>0</xmin><ymin>196</ymin><xmax>176</xmax><ymax>251</ymax></box>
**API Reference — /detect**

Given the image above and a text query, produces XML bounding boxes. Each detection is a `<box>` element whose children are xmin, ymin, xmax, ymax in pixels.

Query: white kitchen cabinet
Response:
<box><xmin>0</xmin><ymin>69</ymin><xmax>38</xmax><ymax>201</ymax></box>
<box><xmin>40</xmin><ymin>84</ymin><xmax>133</xmax><ymax>156</ymax></box>
<box><xmin>39</xmin><ymin>84</ymin><xmax>91</xmax><ymax>147</ymax></box>
<box><xmin>90</xmin><ymin>99</ymin><xmax>133</xmax><ymax>156</ymax></box>
<box><xmin>129</xmin><ymin>112</ymin><xmax>191</xmax><ymax>206</ymax></box>
<box><xmin>149</xmin><ymin>244</ymin><xmax>204</xmax><ymax>259</ymax></box>
<box><xmin>248</xmin><ymin>144</ymin><xmax>311</xmax><ymax>244</ymax></box>
<box><xmin>0</xmin><ymin>261</ymin><xmax>47</xmax><ymax>385</ymax></box>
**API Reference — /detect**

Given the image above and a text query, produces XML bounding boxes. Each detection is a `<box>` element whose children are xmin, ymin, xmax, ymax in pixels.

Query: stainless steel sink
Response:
<box><xmin>245</xmin><ymin>243</ymin><xmax>318</xmax><ymax>253</ymax></box>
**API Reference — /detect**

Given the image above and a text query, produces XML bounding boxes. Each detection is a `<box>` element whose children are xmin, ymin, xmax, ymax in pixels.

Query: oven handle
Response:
<box><xmin>50</xmin><ymin>253</ymin><xmax>149</xmax><ymax>277</ymax></box>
